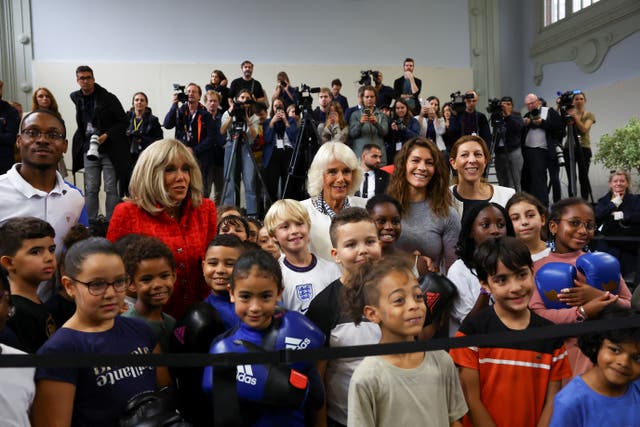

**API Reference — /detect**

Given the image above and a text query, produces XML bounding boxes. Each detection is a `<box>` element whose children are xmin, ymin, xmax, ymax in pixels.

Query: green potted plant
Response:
<box><xmin>595</xmin><ymin>118</ymin><xmax>640</xmax><ymax>176</ymax></box>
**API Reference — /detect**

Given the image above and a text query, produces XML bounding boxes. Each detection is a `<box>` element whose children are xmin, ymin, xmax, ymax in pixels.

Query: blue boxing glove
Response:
<box><xmin>535</xmin><ymin>263</ymin><xmax>577</xmax><ymax>309</ymax></box>
<box><xmin>576</xmin><ymin>252</ymin><xmax>620</xmax><ymax>295</ymax></box>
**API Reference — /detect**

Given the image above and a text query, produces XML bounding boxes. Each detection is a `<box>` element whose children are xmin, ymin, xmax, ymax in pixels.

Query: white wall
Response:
<box><xmin>31</xmin><ymin>0</ymin><xmax>471</xmax><ymax>67</ymax></box>
<box><xmin>29</xmin><ymin>0</ymin><xmax>475</xmax><ymax>181</ymax></box>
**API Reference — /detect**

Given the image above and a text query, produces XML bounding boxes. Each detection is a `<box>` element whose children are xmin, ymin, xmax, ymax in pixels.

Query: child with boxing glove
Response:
<box><xmin>506</xmin><ymin>192</ymin><xmax>550</xmax><ymax>262</ymax></box>
<box><xmin>550</xmin><ymin>307</ymin><xmax>640</xmax><ymax>426</ymax></box>
<box><xmin>345</xmin><ymin>255</ymin><xmax>468</xmax><ymax>427</ymax></box>
<box><xmin>202</xmin><ymin>248</ymin><xmax>325</xmax><ymax>427</ymax></box>
<box><xmin>531</xmin><ymin>197</ymin><xmax>632</xmax><ymax>376</ymax></box>
<box><xmin>450</xmin><ymin>236</ymin><xmax>572</xmax><ymax>427</ymax></box>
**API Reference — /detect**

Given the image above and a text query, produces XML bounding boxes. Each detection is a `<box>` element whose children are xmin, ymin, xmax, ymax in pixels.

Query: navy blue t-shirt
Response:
<box><xmin>35</xmin><ymin>316</ymin><xmax>157</xmax><ymax>427</ymax></box>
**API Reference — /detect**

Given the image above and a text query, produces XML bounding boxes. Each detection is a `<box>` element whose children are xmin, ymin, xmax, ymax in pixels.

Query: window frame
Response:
<box><xmin>530</xmin><ymin>0</ymin><xmax>640</xmax><ymax>85</ymax></box>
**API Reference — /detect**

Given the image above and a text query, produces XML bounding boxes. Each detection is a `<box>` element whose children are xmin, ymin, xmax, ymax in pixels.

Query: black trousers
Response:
<box><xmin>522</xmin><ymin>147</ymin><xmax>549</xmax><ymax>206</ymax></box>
<box><xmin>264</xmin><ymin>147</ymin><xmax>293</xmax><ymax>203</ymax></box>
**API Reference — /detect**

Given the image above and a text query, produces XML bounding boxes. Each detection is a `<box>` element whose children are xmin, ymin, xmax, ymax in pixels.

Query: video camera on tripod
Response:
<box><xmin>450</xmin><ymin>91</ymin><xmax>474</xmax><ymax>114</ymax></box>
<box><xmin>296</xmin><ymin>84</ymin><xmax>320</xmax><ymax>115</ymax></box>
<box><xmin>557</xmin><ymin>90</ymin><xmax>581</xmax><ymax>120</ymax></box>
<box><xmin>358</xmin><ymin>70</ymin><xmax>380</xmax><ymax>87</ymax></box>
<box><xmin>486</xmin><ymin>98</ymin><xmax>505</xmax><ymax>128</ymax></box>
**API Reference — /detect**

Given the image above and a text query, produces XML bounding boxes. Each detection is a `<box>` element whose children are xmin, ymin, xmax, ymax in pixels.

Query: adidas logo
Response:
<box><xmin>236</xmin><ymin>365</ymin><xmax>257</xmax><ymax>385</ymax></box>
<box><xmin>285</xmin><ymin>336</ymin><xmax>311</xmax><ymax>350</ymax></box>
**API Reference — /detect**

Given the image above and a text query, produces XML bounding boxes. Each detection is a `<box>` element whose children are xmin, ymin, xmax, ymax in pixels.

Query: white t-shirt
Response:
<box><xmin>0</xmin><ymin>344</ymin><xmax>35</xmax><ymax>427</ymax></box>
<box><xmin>280</xmin><ymin>254</ymin><xmax>341</xmax><ymax>314</ymax></box>
<box><xmin>447</xmin><ymin>258</ymin><xmax>481</xmax><ymax>337</ymax></box>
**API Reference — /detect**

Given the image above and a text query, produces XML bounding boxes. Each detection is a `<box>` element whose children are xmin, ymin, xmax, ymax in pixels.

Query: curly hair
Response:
<box><xmin>386</xmin><ymin>137</ymin><xmax>452</xmax><ymax>217</ymax></box>
<box><xmin>306</xmin><ymin>142</ymin><xmax>363</xmax><ymax>198</ymax></box>
<box><xmin>342</xmin><ymin>254</ymin><xmax>413</xmax><ymax>325</ymax></box>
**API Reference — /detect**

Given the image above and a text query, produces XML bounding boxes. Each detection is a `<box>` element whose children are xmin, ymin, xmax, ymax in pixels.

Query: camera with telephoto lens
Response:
<box><xmin>486</xmin><ymin>98</ymin><xmax>502</xmax><ymax>115</ymax></box>
<box><xmin>555</xmin><ymin>144</ymin><xmax>565</xmax><ymax>166</ymax></box>
<box><xmin>231</xmin><ymin>98</ymin><xmax>255</xmax><ymax>122</ymax></box>
<box><xmin>173</xmin><ymin>84</ymin><xmax>188</xmax><ymax>103</ymax></box>
<box><xmin>86</xmin><ymin>134</ymin><xmax>100</xmax><ymax>161</ymax></box>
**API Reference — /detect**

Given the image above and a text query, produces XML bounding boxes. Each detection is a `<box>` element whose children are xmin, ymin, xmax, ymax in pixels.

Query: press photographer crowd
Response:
<box><xmin>0</xmin><ymin>58</ymin><xmax>639</xmax><ymax>427</ymax></box>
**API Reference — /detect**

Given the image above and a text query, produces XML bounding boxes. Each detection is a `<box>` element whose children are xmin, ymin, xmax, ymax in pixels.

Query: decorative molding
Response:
<box><xmin>468</xmin><ymin>0</ymin><xmax>501</xmax><ymax>98</ymax></box>
<box><xmin>530</xmin><ymin>0</ymin><xmax>640</xmax><ymax>85</ymax></box>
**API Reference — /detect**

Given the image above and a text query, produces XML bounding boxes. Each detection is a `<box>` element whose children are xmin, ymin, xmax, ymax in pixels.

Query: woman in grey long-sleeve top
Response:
<box><xmin>387</xmin><ymin>137</ymin><xmax>460</xmax><ymax>273</ymax></box>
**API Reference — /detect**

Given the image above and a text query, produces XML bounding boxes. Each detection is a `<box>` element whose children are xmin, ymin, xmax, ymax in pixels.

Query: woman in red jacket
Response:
<box><xmin>107</xmin><ymin>138</ymin><xmax>217</xmax><ymax>318</ymax></box>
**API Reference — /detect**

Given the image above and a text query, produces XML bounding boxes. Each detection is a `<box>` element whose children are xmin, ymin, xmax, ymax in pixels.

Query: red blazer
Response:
<box><xmin>107</xmin><ymin>198</ymin><xmax>217</xmax><ymax>318</ymax></box>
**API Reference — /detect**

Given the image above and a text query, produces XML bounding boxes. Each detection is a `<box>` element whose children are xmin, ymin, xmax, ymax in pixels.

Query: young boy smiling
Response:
<box><xmin>264</xmin><ymin>199</ymin><xmax>341</xmax><ymax>314</ymax></box>
<box><xmin>121</xmin><ymin>235</ymin><xmax>176</xmax><ymax>353</ymax></box>
<box><xmin>449</xmin><ymin>236</ymin><xmax>571</xmax><ymax>427</ymax></box>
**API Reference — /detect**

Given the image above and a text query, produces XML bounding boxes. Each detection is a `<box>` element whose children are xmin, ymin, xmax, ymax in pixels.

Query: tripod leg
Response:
<box><xmin>238</xmin><ymin>136</ymin><xmax>272</xmax><ymax>216</ymax></box>
<box><xmin>221</xmin><ymin>136</ymin><xmax>239</xmax><ymax>206</ymax></box>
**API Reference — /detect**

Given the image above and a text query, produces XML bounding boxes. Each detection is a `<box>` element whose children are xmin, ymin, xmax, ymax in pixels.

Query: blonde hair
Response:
<box><xmin>609</xmin><ymin>169</ymin><xmax>632</xmax><ymax>188</ymax></box>
<box><xmin>264</xmin><ymin>199</ymin><xmax>311</xmax><ymax>237</ymax></box>
<box><xmin>127</xmin><ymin>138</ymin><xmax>203</xmax><ymax>213</ymax></box>
<box><xmin>306</xmin><ymin>142</ymin><xmax>363</xmax><ymax>198</ymax></box>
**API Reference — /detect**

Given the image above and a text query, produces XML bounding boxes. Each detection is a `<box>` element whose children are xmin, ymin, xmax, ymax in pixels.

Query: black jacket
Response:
<box><xmin>70</xmin><ymin>83</ymin><xmax>129</xmax><ymax>178</ymax></box>
<box><xmin>0</xmin><ymin>100</ymin><xmax>20</xmax><ymax>174</ymax></box>
<box><xmin>521</xmin><ymin>107</ymin><xmax>563</xmax><ymax>161</ymax></box>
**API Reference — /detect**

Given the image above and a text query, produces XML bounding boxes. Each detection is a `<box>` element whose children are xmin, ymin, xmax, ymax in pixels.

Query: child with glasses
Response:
<box><xmin>531</xmin><ymin>197</ymin><xmax>632</xmax><ymax>377</ymax></box>
<box><xmin>32</xmin><ymin>237</ymin><xmax>170</xmax><ymax>427</ymax></box>
<box><xmin>0</xmin><ymin>216</ymin><xmax>58</xmax><ymax>353</ymax></box>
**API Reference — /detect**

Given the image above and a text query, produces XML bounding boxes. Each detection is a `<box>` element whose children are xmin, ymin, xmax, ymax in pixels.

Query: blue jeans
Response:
<box><xmin>223</xmin><ymin>139</ymin><xmax>257</xmax><ymax>215</ymax></box>
<box><xmin>84</xmin><ymin>152</ymin><xmax>118</xmax><ymax>220</ymax></box>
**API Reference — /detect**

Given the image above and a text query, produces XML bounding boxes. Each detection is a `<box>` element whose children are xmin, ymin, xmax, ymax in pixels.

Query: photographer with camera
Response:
<box><xmin>126</xmin><ymin>92</ymin><xmax>163</xmax><ymax>166</ymax></box>
<box><xmin>318</xmin><ymin>102</ymin><xmax>349</xmax><ymax>144</ymax></box>
<box><xmin>220</xmin><ymin>89</ymin><xmax>260</xmax><ymax>216</ymax></box>
<box><xmin>70</xmin><ymin>66</ymin><xmax>129</xmax><ymax>221</ymax></box>
<box><xmin>263</xmin><ymin>97</ymin><xmax>298</xmax><ymax>202</ymax></box>
<box><xmin>448</xmin><ymin>90</ymin><xmax>491</xmax><ymax>145</ymax></box>
<box><xmin>349</xmin><ymin>86</ymin><xmax>389</xmax><ymax>163</ymax></box>
<box><xmin>331</xmin><ymin>79</ymin><xmax>349</xmax><ymax>113</ymax></box>
<box><xmin>393</xmin><ymin>58</ymin><xmax>422</xmax><ymax>114</ymax></box>
<box><xmin>565</xmin><ymin>91</ymin><xmax>596</xmax><ymax>200</ymax></box>
<box><xmin>270</xmin><ymin>71</ymin><xmax>298</xmax><ymax>110</ymax></box>
<box><xmin>388</xmin><ymin>98</ymin><xmax>420</xmax><ymax>163</ymax></box>
<box><xmin>521</xmin><ymin>93</ymin><xmax>562</xmax><ymax>207</ymax></box>
<box><xmin>418</xmin><ymin>96</ymin><xmax>447</xmax><ymax>156</ymax></box>
<box><xmin>492</xmin><ymin>96</ymin><xmax>523</xmax><ymax>191</ymax></box>
<box><xmin>163</xmin><ymin>83</ymin><xmax>217</xmax><ymax>187</ymax></box>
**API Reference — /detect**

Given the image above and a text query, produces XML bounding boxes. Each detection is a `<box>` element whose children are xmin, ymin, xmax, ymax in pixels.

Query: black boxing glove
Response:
<box><xmin>419</xmin><ymin>273</ymin><xmax>458</xmax><ymax>325</ymax></box>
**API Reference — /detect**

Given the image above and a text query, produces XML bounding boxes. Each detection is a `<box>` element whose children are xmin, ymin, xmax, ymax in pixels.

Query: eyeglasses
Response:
<box><xmin>69</xmin><ymin>276</ymin><xmax>130</xmax><ymax>296</ymax></box>
<box><xmin>21</xmin><ymin>129</ymin><xmax>65</xmax><ymax>141</ymax></box>
<box><xmin>558</xmin><ymin>219</ymin><xmax>596</xmax><ymax>231</ymax></box>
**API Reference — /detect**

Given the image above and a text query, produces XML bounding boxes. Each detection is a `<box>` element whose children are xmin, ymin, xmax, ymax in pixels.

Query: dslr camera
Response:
<box><xmin>173</xmin><ymin>84</ymin><xmax>188</xmax><ymax>103</ymax></box>
<box><xmin>393</xmin><ymin>118</ymin><xmax>406</xmax><ymax>131</ymax></box>
<box><xmin>529</xmin><ymin>108</ymin><xmax>541</xmax><ymax>121</ymax></box>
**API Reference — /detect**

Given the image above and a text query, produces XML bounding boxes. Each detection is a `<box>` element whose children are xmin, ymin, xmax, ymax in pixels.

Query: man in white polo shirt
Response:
<box><xmin>0</xmin><ymin>109</ymin><xmax>87</xmax><ymax>254</ymax></box>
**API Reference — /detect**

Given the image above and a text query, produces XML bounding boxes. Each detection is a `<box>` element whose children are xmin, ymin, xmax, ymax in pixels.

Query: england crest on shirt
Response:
<box><xmin>295</xmin><ymin>283</ymin><xmax>314</xmax><ymax>303</ymax></box>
